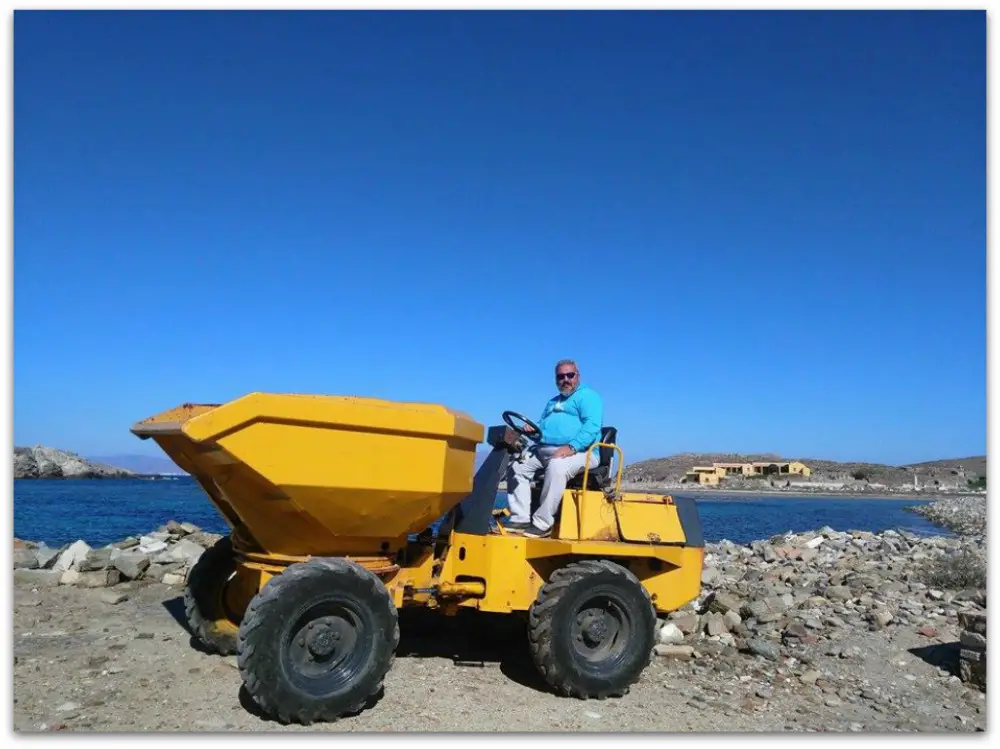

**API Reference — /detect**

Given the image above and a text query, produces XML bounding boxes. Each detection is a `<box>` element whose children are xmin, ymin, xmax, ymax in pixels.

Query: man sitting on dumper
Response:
<box><xmin>503</xmin><ymin>359</ymin><xmax>604</xmax><ymax>538</ymax></box>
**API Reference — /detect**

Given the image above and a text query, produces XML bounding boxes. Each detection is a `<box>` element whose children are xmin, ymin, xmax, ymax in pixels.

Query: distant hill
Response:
<box><xmin>903</xmin><ymin>455</ymin><xmax>988</xmax><ymax>476</ymax></box>
<box><xmin>623</xmin><ymin>452</ymin><xmax>986</xmax><ymax>493</ymax></box>
<box><xmin>88</xmin><ymin>453</ymin><xmax>187</xmax><ymax>475</ymax></box>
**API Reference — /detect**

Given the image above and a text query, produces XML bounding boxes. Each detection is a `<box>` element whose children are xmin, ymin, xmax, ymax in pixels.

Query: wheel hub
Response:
<box><xmin>583</xmin><ymin>616</ymin><xmax>609</xmax><ymax>646</ymax></box>
<box><xmin>304</xmin><ymin>617</ymin><xmax>349</xmax><ymax>660</ymax></box>
<box><xmin>571</xmin><ymin>598</ymin><xmax>631</xmax><ymax>662</ymax></box>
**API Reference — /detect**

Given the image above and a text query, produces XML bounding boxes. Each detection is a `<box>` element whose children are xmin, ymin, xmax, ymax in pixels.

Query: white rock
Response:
<box><xmin>162</xmin><ymin>572</ymin><xmax>186</xmax><ymax>586</ymax></box>
<box><xmin>34</xmin><ymin>545</ymin><xmax>61</xmax><ymax>569</ymax></box>
<box><xmin>139</xmin><ymin>540</ymin><xmax>168</xmax><ymax>554</ymax></box>
<box><xmin>59</xmin><ymin>570</ymin><xmax>81</xmax><ymax>586</ymax></box>
<box><xmin>805</xmin><ymin>537</ymin><xmax>825</xmax><ymax>549</ymax></box>
<box><xmin>54</xmin><ymin>540</ymin><xmax>91</xmax><ymax>572</ymax></box>
<box><xmin>658</xmin><ymin>622</ymin><xmax>685</xmax><ymax>645</ymax></box>
<box><xmin>654</xmin><ymin>644</ymin><xmax>695</xmax><ymax>659</ymax></box>
<box><xmin>168</xmin><ymin>539</ymin><xmax>205</xmax><ymax>565</ymax></box>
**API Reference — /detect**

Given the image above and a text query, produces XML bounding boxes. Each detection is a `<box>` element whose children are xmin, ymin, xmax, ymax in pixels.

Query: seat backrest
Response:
<box><xmin>597</xmin><ymin>426</ymin><xmax>617</xmax><ymax>469</ymax></box>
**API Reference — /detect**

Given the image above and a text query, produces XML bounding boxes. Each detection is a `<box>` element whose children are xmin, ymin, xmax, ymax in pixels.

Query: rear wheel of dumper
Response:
<box><xmin>236</xmin><ymin>558</ymin><xmax>399</xmax><ymax>725</ymax></box>
<box><xmin>184</xmin><ymin>535</ymin><xmax>244</xmax><ymax>655</ymax></box>
<box><xmin>527</xmin><ymin>559</ymin><xmax>656</xmax><ymax>699</ymax></box>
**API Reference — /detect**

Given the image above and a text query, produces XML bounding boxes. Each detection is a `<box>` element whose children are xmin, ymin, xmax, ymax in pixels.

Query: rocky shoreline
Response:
<box><xmin>12</xmin><ymin>497</ymin><xmax>988</xmax><ymax>732</ymax></box>
<box><xmin>905</xmin><ymin>495</ymin><xmax>987</xmax><ymax>538</ymax></box>
<box><xmin>14</xmin><ymin>446</ymin><xmax>134</xmax><ymax>479</ymax></box>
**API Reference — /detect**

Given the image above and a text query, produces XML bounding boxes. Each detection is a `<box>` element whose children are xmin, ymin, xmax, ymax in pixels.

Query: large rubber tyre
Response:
<box><xmin>236</xmin><ymin>558</ymin><xmax>400</xmax><ymax>725</ymax></box>
<box><xmin>184</xmin><ymin>535</ymin><xmax>240</xmax><ymax>655</ymax></box>
<box><xmin>527</xmin><ymin>559</ymin><xmax>656</xmax><ymax>699</ymax></box>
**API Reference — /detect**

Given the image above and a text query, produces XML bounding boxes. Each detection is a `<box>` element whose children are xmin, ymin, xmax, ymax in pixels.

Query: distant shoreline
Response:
<box><xmin>17</xmin><ymin>475</ymin><xmax>976</xmax><ymax>503</ymax></box>
<box><xmin>496</xmin><ymin>481</ymin><xmax>976</xmax><ymax>502</ymax></box>
<box><xmin>14</xmin><ymin>473</ymin><xmax>188</xmax><ymax>481</ymax></box>
<box><xmin>633</xmin><ymin>487</ymin><xmax>972</xmax><ymax>502</ymax></box>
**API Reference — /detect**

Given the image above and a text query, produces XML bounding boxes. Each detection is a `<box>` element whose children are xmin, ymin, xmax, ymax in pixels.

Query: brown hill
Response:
<box><xmin>903</xmin><ymin>456</ymin><xmax>988</xmax><ymax>476</ymax></box>
<box><xmin>623</xmin><ymin>453</ymin><xmax>986</xmax><ymax>491</ymax></box>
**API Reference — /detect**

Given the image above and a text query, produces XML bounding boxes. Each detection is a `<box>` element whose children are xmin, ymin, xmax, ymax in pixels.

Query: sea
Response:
<box><xmin>13</xmin><ymin>476</ymin><xmax>952</xmax><ymax>549</ymax></box>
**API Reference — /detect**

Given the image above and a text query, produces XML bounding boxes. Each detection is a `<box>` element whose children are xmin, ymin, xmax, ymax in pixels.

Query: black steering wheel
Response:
<box><xmin>502</xmin><ymin>410</ymin><xmax>542</xmax><ymax>440</ymax></box>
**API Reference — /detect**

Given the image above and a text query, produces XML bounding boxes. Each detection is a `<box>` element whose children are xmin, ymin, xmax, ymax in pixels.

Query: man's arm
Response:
<box><xmin>567</xmin><ymin>390</ymin><xmax>603</xmax><ymax>452</ymax></box>
<box><xmin>524</xmin><ymin>401</ymin><xmax>551</xmax><ymax>435</ymax></box>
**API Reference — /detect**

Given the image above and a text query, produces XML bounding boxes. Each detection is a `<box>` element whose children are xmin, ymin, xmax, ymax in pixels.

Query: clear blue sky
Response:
<box><xmin>14</xmin><ymin>10</ymin><xmax>985</xmax><ymax>465</ymax></box>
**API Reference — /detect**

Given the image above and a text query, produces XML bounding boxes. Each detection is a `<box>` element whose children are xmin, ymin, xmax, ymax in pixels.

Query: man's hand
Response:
<box><xmin>552</xmin><ymin>445</ymin><xmax>575</xmax><ymax>459</ymax></box>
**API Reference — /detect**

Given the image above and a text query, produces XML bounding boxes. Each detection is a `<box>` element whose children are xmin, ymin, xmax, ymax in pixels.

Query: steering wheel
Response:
<box><xmin>502</xmin><ymin>410</ymin><xmax>542</xmax><ymax>440</ymax></box>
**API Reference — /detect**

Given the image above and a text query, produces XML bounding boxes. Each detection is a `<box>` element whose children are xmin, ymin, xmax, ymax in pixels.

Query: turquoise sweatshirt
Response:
<box><xmin>537</xmin><ymin>384</ymin><xmax>604</xmax><ymax>452</ymax></box>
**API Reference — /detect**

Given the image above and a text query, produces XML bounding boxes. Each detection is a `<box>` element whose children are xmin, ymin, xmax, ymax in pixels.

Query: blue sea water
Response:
<box><xmin>13</xmin><ymin>477</ymin><xmax>949</xmax><ymax>548</ymax></box>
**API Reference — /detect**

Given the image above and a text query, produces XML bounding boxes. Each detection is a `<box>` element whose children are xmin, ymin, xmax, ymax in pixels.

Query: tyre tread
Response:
<box><xmin>237</xmin><ymin>557</ymin><xmax>399</xmax><ymax>725</ymax></box>
<box><xmin>527</xmin><ymin>558</ymin><xmax>656</xmax><ymax>700</ymax></box>
<box><xmin>184</xmin><ymin>535</ymin><xmax>239</xmax><ymax>655</ymax></box>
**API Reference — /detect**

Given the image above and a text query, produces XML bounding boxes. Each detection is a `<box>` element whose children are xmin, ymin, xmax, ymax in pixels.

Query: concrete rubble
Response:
<box><xmin>13</xmin><ymin>523</ymin><xmax>222</xmax><ymax>591</ymax></box>
<box><xmin>957</xmin><ymin>611</ymin><xmax>986</xmax><ymax>692</ymax></box>
<box><xmin>649</xmin><ymin>496</ymin><xmax>987</xmax><ymax>698</ymax></box>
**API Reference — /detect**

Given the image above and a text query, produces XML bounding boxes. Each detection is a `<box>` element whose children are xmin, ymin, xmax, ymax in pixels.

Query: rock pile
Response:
<box><xmin>13</xmin><ymin>521</ymin><xmax>223</xmax><ymax>590</ymax></box>
<box><xmin>958</xmin><ymin>611</ymin><xmax>986</xmax><ymax>692</ymax></box>
<box><xmin>654</xmin><ymin>526</ymin><xmax>987</xmax><ymax>671</ymax></box>
<box><xmin>907</xmin><ymin>496</ymin><xmax>987</xmax><ymax>539</ymax></box>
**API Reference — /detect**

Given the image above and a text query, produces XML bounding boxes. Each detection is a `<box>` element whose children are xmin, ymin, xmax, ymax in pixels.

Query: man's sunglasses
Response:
<box><xmin>556</xmin><ymin>372</ymin><xmax>577</xmax><ymax>381</ymax></box>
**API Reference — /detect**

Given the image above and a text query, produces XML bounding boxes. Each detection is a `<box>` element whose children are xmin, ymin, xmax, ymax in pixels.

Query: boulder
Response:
<box><xmin>168</xmin><ymin>539</ymin><xmax>205</xmax><ymax>565</ymax></box>
<box><xmin>138</xmin><ymin>539</ymin><xmax>168</xmax><ymax>554</ymax></box>
<box><xmin>78</xmin><ymin>547</ymin><xmax>114</xmax><ymax>572</ymax></box>
<box><xmin>34</xmin><ymin>545</ymin><xmax>62</xmax><ymax>569</ymax></box>
<box><xmin>13</xmin><ymin>569</ymin><xmax>62</xmax><ymax>587</ymax></box>
<box><xmin>113</xmin><ymin>552</ymin><xmax>151</xmax><ymax>581</ymax></box>
<box><xmin>54</xmin><ymin>540</ymin><xmax>91</xmax><ymax>572</ymax></box>
<box><xmin>657</xmin><ymin>622</ymin><xmax>685</xmax><ymax>645</ymax></box>
<box><xmin>745</xmin><ymin>637</ymin><xmax>780</xmax><ymax>661</ymax></box>
<box><xmin>13</xmin><ymin>548</ymin><xmax>39</xmax><ymax>569</ymax></box>
<box><xmin>704</xmin><ymin>614</ymin><xmax>728</xmax><ymax>637</ymax></box>
<box><xmin>77</xmin><ymin>569</ymin><xmax>121</xmax><ymax>588</ymax></box>
<box><xmin>708</xmin><ymin>592</ymin><xmax>744</xmax><ymax>615</ymax></box>
<box><xmin>654</xmin><ymin>644</ymin><xmax>695</xmax><ymax>659</ymax></box>
<box><xmin>165</xmin><ymin>520</ymin><xmax>190</xmax><ymax>536</ymax></box>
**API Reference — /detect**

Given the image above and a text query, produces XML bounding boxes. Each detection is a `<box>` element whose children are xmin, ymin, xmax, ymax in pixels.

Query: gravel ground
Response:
<box><xmin>12</xmin><ymin>499</ymin><xmax>989</xmax><ymax>733</ymax></box>
<box><xmin>12</xmin><ymin>571</ymin><xmax>986</xmax><ymax>733</ymax></box>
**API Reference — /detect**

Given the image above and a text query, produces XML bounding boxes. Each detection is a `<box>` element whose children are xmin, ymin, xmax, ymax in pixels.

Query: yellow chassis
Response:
<box><xmin>222</xmin><ymin>483</ymin><xmax>704</xmax><ymax>624</ymax></box>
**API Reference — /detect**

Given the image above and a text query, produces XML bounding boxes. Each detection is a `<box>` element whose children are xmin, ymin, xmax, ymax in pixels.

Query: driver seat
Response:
<box><xmin>565</xmin><ymin>426</ymin><xmax>618</xmax><ymax>491</ymax></box>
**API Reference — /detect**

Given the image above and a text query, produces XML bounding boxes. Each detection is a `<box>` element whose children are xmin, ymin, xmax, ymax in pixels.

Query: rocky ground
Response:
<box><xmin>12</xmin><ymin>498</ymin><xmax>988</xmax><ymax>733</ymax></box>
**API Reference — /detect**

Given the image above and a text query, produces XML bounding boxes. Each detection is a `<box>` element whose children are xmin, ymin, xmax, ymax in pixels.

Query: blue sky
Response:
<box><xmin>14</xmin><ymin>10</ymin><xmax>985</xmax><ymax>465</ymax></box>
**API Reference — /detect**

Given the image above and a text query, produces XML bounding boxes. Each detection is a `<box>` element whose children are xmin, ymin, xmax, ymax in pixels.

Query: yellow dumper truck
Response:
<box><xmin>131</xmin><ymin>393</ymin><xmax>704</xmax><ymax>724</ymax></box>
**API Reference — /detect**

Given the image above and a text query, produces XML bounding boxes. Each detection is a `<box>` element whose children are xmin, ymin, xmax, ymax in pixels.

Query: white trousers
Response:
<box><xmin>506</xmin><ymin>445</ymin><xmax>598</xmax><ymax>531</ymax></box>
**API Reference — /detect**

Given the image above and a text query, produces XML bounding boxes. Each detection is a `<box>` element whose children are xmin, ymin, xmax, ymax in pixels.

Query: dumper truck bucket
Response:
<box><xmin>131</xmin><ymin>393</ymin><xmax>484</xmax><ymax>557</ymax></box>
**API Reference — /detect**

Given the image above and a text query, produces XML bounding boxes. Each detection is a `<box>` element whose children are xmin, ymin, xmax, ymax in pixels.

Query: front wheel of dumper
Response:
<box><xmin>236</xmin><ymin>558</ymin><xmax>399</xmax><ymax>725</ymax></box>
<box><xmin>527</xmin><ymin>559</ymin><xmax>656</xmax><ymax>700</ymax></box>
